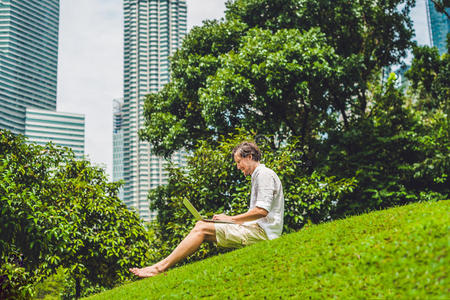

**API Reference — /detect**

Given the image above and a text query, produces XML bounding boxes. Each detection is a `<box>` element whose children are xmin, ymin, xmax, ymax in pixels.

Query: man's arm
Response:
<box><xmin>212</xmin><ymin>207</ymin><xmax>268</xmax><ymax>224</ymax></box>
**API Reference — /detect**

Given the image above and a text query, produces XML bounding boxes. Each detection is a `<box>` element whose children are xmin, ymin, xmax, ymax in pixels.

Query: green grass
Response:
<box><xmin>87</xmin><ymin>201</ymin><xmax>449</xmax><ymax>299</ymax></box>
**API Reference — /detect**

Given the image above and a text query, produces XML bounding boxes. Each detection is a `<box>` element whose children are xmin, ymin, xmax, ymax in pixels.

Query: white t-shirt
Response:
<box><xmin>245</xmin><ymin>164</ymin><xmax>284</xmax><ymax>240</ymax></box>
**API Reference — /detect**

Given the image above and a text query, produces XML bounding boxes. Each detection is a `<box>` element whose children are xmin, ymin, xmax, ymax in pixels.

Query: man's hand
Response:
<box><xmin>212</xmin><ymin>207</ymin><xmax>268</xmax><ymax>224</ymax></box>
<box><xmin>212</xmin><ymin>214</ymin><xmax>236</xmax><ymax>223</ymax></box>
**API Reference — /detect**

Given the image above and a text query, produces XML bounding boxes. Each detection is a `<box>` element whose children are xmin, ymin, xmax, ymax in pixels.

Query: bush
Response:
<box><xmin>0</xmin><ymin>130</ymin><xmax>150</xmax><ymax>299</ymax></box>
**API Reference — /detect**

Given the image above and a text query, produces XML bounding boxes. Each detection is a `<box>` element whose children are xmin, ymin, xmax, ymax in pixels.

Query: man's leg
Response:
<box><xmin>130</xmin><ymin>221</ymin><xmax>216</xmax><ymax>278</ymax></box>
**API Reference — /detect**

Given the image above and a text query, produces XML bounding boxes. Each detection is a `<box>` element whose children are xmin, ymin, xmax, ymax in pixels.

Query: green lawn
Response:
<box><xmin>86</xmin><ymin>201</ymin><xmax>449</xmax><ymax>299</ymax></box>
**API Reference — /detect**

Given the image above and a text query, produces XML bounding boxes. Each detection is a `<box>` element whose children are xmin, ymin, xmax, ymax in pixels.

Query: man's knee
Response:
<box><xmin>192</xmin><ymin>221</ymin><xmax>215</xmax><ymax>238</ymax></box>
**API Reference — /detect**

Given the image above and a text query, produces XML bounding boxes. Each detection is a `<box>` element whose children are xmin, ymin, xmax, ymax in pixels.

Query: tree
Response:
<box><xmin>321</xmin><ymin>73</ymin><xmax>449</xmax><ymax>216</ymax></box>
<box><xmin>54</xmin><ymin>159</ymin><xmax>151</xmax><ymax>298</ymax></box>
<box><xmin>139</xmin><ymin>0</ymin><xmax>416</xmax><ymax>156</ymax></box>
<box><xmin>0</xmin><ymin>130</ymin><xmax>150</xmax><ymax>299</ymax></box>
<box><xmin>198</xmin><ymin>28</ymin><xmax>344</xmax><ymax>149</ymax></box>
<box><xmin>406</xmin><ymin>44</ymin><xmax>449</xmax><ymax>112</ymax></box>
<box><xmin>225</xmin><ymin>0</ymin><xmax>415</xmax><ymax>71</ymax></box>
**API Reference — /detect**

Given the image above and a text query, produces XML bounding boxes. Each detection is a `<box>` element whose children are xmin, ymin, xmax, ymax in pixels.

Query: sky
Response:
<box><xmin>57</xmin><ymin>0</ymin><xmax>429</xmax><ymax>180</ymax></box>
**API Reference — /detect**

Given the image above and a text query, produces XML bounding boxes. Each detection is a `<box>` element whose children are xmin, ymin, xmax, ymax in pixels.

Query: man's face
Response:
<box><xmin>234</xmin><ymin>152</ymin><xmax>255</xmax><ymax>176</ymax></box>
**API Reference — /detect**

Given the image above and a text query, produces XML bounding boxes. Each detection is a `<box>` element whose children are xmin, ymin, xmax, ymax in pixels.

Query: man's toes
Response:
<box><xmin>129</xmin><ymin>268</ymin><xmax>140</xmax><ymax>275</ymax></box>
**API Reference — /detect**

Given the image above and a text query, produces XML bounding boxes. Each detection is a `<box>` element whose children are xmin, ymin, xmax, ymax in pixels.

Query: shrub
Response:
<box><xmin>0</xmin><ymin>130</ymin><xmax>150</xmax><ymax>299</ymax></box>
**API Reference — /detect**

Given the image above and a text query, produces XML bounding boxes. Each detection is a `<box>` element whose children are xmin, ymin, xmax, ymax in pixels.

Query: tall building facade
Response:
<box><xmin>0</xmin><ymin>0</ymin><xmax>85</xmax><ymax>158</ymax></box>
<box><xmin>113</xmin><ymin>98</ymin><xmax>125</xmax><ymax>200</ymax></box>
<box><xmin>0</xmin><ymin>0</ymin><xmax>59</xmax><ymax>133</ymax></box>
<box><xmin>121</xmin><ymin>0</ymin><xmax>187</xmax><ymax>222</ymax></box>
<box><xmin>24</xmin><ymin>108</ymin><xmax>85</xmax><ymax>158</ymax></box>
<box><xmin>426</xmin><ymin>0</ymin><xmax>450</xmax><ymax>55</ymax></box>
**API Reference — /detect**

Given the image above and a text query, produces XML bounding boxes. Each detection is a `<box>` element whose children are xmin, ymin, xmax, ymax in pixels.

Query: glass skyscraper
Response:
<box><xmin>0</xmin><ymin>0</ymin><xmax>59</xmax><ymax>133</ymax></box>
<box><xmin>121</xmin><ymin>0</ymin><xmax>187</xmax><ymax>222</ymax></box>
<box><xmin>113</xmin><ymin>98</ymin><xmax>125</xmax><ymax>200</ymax></box>
<box><xmin>1</xmin><ymin>0</ymin><xmax>85</xmax><ymax>158</ymax></box>
<box><xmin>24</xmin><ymin>108</ymin><xmax>85</xmax><ymax>158</ymax></box>
<box><xmin>426</xmin><ymin>0</ymin><xmax>450</xmax><ymax>55</ymax></box>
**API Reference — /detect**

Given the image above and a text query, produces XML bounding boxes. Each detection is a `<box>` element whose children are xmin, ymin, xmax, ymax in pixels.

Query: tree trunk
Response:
<box><xmin>75</xmin><ymin>277</ymin><xmax>81</xmax><ymax>299</ymax></box>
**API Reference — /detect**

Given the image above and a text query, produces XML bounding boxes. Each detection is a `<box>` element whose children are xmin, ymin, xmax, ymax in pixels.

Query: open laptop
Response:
<box><xmin>182</xmin><ymin>198</ymin><xmax>235</xmax><ymax>224</ymax></box>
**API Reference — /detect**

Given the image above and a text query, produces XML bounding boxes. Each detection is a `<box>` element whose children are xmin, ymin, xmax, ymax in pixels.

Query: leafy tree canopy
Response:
<box><xmin>321</xmin><ymin>72</ymin><xmax>449</xmax><ymax>215</ymax></box>
<box><xmin>140</xmin><ymin>0</ymin><xmax>416</xmax><ymax>156</ymax></box>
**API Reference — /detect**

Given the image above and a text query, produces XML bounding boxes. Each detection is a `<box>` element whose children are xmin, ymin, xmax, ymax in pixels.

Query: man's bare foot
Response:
<box><xmin>129</xmin><ymin>265</ymin><xmax>163</xmax><ymax>278</ymax></box>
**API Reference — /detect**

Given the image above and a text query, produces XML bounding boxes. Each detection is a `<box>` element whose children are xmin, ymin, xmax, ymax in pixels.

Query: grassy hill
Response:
<box><xmin>86</xmin><ymin>201</ymin><xmax>449</xmax><ymax>299</ymax></box>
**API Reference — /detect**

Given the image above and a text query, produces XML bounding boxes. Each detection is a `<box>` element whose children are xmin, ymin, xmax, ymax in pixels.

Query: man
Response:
<box><xmin>130</xmin><ymin>141</ymin><xmax>284</xmax><ymax>277</ymax></box>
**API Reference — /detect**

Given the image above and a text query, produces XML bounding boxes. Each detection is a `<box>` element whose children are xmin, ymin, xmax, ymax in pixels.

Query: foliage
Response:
<box><xmin>0</xmin><ymin>130</ymin><xmax>150</xmax><ymax>299</ymax></box>
<box><xmin>225</xmin><ymin>0</ymin><xmax>415</xmax><ymax>72</ymax></box>
<box><xmin>88</xmin><ymin>200</ymin><xmax>449</xmax><ymax>300</ymax></box>
<box><xmin>140</xmin><ymin>0</ymin><xmax>416</xmax><ymax>156</ymax></box>
<box><xmin>198</xmin><ymin>28</ymin><xmax>344</xmax><ymax>146</ymax></box>
<box><xmin>321</xmin><ymin>74</ymin><xmax>449</xmax><ymax>216</ymax></box>
<box><xmin>405</xmin><ymin>44</ymin><xmax>449</xmax><ymax>111</ymax></box>
<box><xmin>34</xmin><ymin>267</ymin><xmax>65</xmax><ymax>299</ymax></box>
<box><xmin>146</xmin><ymin>132</ymin><xmax>355</xmax><ymax>264</ymax></box>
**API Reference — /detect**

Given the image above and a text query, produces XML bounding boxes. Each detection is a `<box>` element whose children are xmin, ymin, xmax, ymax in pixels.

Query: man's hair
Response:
<box><xmin>232</xmin><ymin>141</ymin><xmax>261</xmax><ymax>161</ymax></box>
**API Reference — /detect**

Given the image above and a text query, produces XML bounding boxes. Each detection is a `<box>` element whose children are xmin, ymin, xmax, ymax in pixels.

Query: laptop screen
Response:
<box><xmin>183</xmin><ymin>198</ymin><xmax>203</xmax><ymax>220</ymax></box>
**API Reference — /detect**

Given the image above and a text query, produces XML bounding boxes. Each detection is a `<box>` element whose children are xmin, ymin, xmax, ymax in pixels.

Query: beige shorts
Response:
<box><xmin>214</xmin><ymin>223</ymin><xmax>268</xmax><ymax>248</ymax></box>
